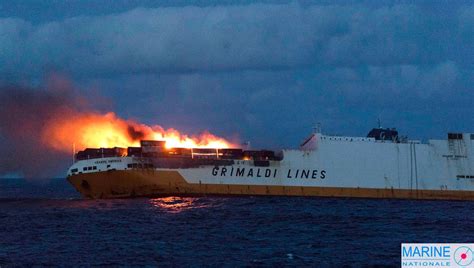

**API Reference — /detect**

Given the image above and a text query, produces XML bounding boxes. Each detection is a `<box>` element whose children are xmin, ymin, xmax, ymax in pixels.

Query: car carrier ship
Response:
<box><xmin>67</xmin><ymin>127</ymin><xmax>474</xmax><ymax>200</ymax></box>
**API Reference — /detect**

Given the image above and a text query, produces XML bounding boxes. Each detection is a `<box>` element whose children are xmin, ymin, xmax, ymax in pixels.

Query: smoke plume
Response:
<box><xmin>0</xmin><ymin>76</ymin><xmax>234</xmax><ymax>178</ymax></box>
<box><xmin>0</xmin><ymin>78</ymin><xmax>84</xmax><ymax>177</ymax></box>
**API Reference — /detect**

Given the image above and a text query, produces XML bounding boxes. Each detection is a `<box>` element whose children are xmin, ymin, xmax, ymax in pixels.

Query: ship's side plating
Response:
<box><xmin>67</xmin><ymin>132</ymin><xmax>474</xmax><ymax>200</ymax></box>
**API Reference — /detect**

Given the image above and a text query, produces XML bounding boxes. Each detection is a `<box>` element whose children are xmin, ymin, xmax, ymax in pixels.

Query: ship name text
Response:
<box><xmin>211</xmin><ymin>167</ymin><xmax>326</xmax><ymax>179</ymax></box>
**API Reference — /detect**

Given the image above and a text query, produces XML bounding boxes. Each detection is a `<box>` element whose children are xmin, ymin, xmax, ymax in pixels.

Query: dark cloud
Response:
<box><xmin>1</xmin><ymin>2</ymin><xmax>473</xmax><ymax>78</ymax></box>
<box><xmin>83</xmin><ymin>61</ymin><xmax>472</xmax><ymax>149</ymax></box>
<box><xmin>0</xmin><ymin>1</ymin><xmax>473</xmax><ymax>177</ymax></box>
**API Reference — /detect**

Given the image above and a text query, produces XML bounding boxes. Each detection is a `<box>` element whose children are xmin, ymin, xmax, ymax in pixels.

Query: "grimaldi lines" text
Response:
<box><xmin>211</xmin><ymin>167</ymin><xmax>327</xmax><ymax>179</ymax></box>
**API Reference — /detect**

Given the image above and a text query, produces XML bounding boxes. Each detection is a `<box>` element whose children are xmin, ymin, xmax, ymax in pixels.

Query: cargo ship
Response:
<box><xmin>67</xmin><ymin>127</ymin><xmax>474</xmax><ymax>200</ymax></box>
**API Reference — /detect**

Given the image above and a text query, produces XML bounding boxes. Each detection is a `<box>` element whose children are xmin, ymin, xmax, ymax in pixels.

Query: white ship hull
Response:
<box><xmin>67</xmin><ymin>131</ymin><xmax>474</xmax><ymax>200</ymax></box>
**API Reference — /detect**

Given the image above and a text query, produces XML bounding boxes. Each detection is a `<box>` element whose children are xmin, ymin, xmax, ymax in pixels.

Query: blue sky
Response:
<box><xmin>0</xmin><ymin>0</ymin><xmax>473</xmax><ymax>176</ymax></box>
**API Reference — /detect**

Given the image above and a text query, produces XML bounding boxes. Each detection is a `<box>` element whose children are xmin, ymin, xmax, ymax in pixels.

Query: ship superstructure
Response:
<box><xmin>67</xmin><ymin>128</ymin><xmax>474</xmax><ymax>200</ymax></box>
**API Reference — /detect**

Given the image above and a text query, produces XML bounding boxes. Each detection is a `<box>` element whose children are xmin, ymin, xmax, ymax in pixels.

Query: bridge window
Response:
<box><xmin>457</xmin><ymin>175</ymin><xmax>474</xmax><ymax>179</ymax></box>
<box><xmin>448</xmin><ymin>133</ymin><xmax>463</xmax><ymax>140</ymax></box>
<box><xmin>127</xmin><ymin>163</ymin><xmax>142</xmax><ymax>168</ymax></box>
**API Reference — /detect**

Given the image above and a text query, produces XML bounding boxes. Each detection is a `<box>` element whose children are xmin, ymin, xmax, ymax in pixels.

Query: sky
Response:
<box><xmin>0</xmin><ymin>0</ymin><xmax>473</xmax><ymax>177</ymax></box>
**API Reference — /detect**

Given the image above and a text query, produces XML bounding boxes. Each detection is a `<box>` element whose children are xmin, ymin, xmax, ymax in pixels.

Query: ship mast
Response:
<box><xmin>313</xmin><ymin>123</ymin><xmax>322</xmax><ymax>134</ymax></box>
<box><xmin>72</xmin><ymin>143</ymin><xmax>76</xmax><ymax>163</ymax></box>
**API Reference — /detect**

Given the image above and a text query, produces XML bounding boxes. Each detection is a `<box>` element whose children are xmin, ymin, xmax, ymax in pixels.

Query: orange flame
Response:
<box><xmin>41</xmin><ymin>111</ymin><xmax>236</xmax><ymax>153</ymax></box>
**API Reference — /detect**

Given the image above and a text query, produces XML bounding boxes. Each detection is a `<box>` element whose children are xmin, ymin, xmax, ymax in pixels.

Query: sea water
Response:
<box><xmin>0</xmin><ymin>179</ymin><xmax>473</xmax><ymax>266</ymax></box>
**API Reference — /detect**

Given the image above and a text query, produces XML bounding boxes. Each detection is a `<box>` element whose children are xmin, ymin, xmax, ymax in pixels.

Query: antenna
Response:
<box><xmin>243</xmin><ymin>141</ymin><xmax>251</xmax><ymax>150</ymax></box>
<box><xmin>377</xmin><ymin>118</ymin><xmax>382</xmax><ymax>129</ymax></box>
<box><xmin>313</xmin><ymin>123</ymin><xmax>322</xmax><ymax>133</ymax></box>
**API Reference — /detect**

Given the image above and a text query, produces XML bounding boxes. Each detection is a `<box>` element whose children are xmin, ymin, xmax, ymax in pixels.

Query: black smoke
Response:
<box><xmin>0</xmin><ymin>79</ymin><xmax>86</xmax><ymax>178</ymax></box>
<box><xmin>127</xmin><ymin>125</ymin><xmax>146</xmax><ymax>141</ymax></box>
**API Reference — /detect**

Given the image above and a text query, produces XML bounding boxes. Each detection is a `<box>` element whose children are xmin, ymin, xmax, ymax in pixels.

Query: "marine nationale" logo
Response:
<box><xmin>402</xmin><ymin>243</ymin><xmax>474</xmax><ymax>267</ymax></box>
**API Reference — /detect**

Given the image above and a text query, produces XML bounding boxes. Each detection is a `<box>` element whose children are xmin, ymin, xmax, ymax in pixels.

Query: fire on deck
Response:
<box><xmin>75</xmin><ymin>140</ymin><xmax>282</xmax><ymax>162</ymax></box>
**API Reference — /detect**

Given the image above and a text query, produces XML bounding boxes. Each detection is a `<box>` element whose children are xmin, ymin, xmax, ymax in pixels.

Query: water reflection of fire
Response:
<box><xmin>150</xmin><ymin>197</ymin><xmax>207</xmax><ymax>213</ymax></box>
